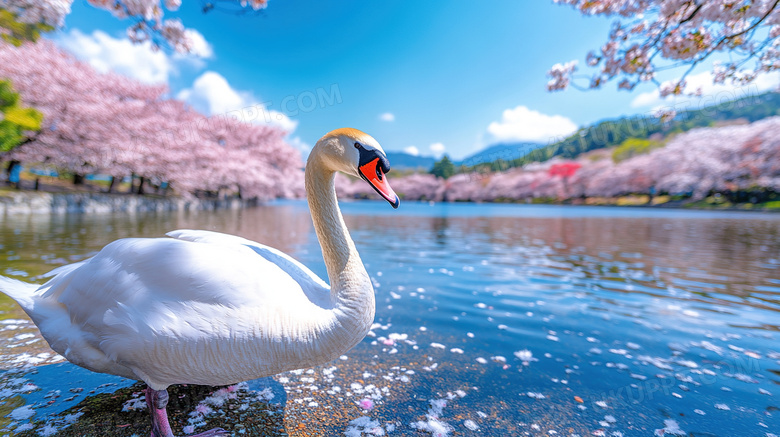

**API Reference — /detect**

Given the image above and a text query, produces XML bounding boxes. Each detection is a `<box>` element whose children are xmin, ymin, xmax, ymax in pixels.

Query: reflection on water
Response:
<box><xmin>1</xmin><ymin>201</ymin><xmax>779</xmax><ymax>436</ymax></box>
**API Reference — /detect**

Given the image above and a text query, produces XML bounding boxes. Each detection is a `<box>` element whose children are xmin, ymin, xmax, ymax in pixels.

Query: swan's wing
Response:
<box><xmin>39</xmin><ymin>260</ymin><xmax>88</xmax><ymax>279</ymax></box>
<box><xmin>36</xmin><ymin>236</ymin><xmax>333</xmax><ymax>381</ymax></box>
<box><xmin>42</xmin><ymin>237</ymin><xmax>315</xmax><ymax>311</ymax></box>
<box><xmin>166</xmin><ymin>229</ymin><xmax>330</xmax><ymax>295</ymax></box>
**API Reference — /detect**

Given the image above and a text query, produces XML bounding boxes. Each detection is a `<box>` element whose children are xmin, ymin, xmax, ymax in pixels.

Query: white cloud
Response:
<box><xmin>487</xmin><ymin>106</ymin><xmax>578</xmax><ymax>143</ymax></box>
<box><xmin>631</xmin><ymin>71</ymin><xmax>780</xmax><ymax>109</ymax></box>
<box><xmin>177</xmin><ymin>71</ymin><xmax>298</xmax><ymax>133</ymax></box>
<box><xmin>379</xmin><ymin>112</ymin><xmax>395</xmax><ymax>122</ymax></box>
<box><xmin>169</xmin><ymin>29</ymin><xmax>214</xmax><ymax>70</ymax></box>
<box><xmin>403</xmin><ymin>145</ymin><xmax>419</xmax><ymax>156</ymax></box>
<box><xmin>57</xmin><ymin>29</ymin><xmax>173</xmax><ymax>84</ymax></box>
<box><xmin>184</xmin><ymin>29</ymin><xmax>214</xmax><ymax>59</ymax></box>
<box><xmin>57</xmin><ymin>29</ymin><xmax>214</xmax><ymax>84</ymax></box>
<box><xmin>177</xmin><ymin>71</ymin><xmax>244</xmax><ymax>114</ymax></box>
<box><xmin>429</xmin><ymin>142</ymin><xmax>446</xmax><ymax>157</ymax></box>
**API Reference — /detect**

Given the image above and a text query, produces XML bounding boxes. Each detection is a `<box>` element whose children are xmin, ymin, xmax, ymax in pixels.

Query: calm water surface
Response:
<box><xmin>0</xmin><ymin>201</ymin><xmax>778</xmax><ymax>436</ymax></box>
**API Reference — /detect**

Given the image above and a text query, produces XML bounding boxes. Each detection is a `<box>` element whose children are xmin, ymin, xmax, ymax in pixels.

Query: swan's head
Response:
<box><xmin>315</xmin><ymin>128</ymin><xmax>400</xmax><ymax>209</ymax></box>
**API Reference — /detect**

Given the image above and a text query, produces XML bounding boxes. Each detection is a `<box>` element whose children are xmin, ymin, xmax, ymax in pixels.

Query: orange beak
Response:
<box><xmin>359</xmin><ymin>157</ymin><xmax>400</xmax><ymax>209</ymax></box>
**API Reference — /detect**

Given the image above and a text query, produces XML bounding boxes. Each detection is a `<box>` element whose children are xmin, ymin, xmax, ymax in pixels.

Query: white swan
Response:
<box><xmin>0</xmin><ymin>128</ymin><xmax>399</xmax><ymax>437</ymax></box>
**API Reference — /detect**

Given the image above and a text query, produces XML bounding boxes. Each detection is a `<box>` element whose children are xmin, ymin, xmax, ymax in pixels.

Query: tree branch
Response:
<box><xmin>720</xmin><ymin>0</ymin><xmax>779</xmax><ymax>42</ymax></box>
<box><xmin>678</xmin><ymin>1</ymin><xmax>704</xmax><ymax>25</ymax></box>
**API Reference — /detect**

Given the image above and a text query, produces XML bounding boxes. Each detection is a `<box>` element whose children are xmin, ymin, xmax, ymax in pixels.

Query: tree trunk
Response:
<box><xmin>34</xmin><ymin>178</ymin><xmax>40</xmax><ymax>191</ymax></box>
<box><xmin>73</xmin><ymin>173</ymin><xmax>85</xmax><ymax>185</ymax></box>
<box><xmin>136</xmin><ymin>177</ymin><xmax>145</xmax><ymax>195</ymax></box>
<box><xmin>107</xmin><ymin>176</ymin><xmax>117</xmax><ymax>193</ymax></box>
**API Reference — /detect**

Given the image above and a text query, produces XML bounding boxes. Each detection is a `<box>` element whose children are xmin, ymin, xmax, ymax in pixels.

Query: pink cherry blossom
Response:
<box><xmin>1</xmin><ymin>0</ymin><xmax>269</xmax><ymax>53</ymax></box>
<box><xmin>550</xmin><ymin>0</ymin><xmax>780</xmax><ymax>96</ymax></box>
<box><xmin>374</xmin><ymin>116</ymin><xmax>780</xmax><ymax>203</ymax></box>
<box><xmin>0</xmin><ymin>41</ymin><xmax>302</xmax><ymax>200</ymax></box>
<box><xmin>359</xmin><ymin>398</ymin><xmax>374</xmax><ymax>411</ymax></box>
<box><xmin>0</xmin><ymin>0</ymin><xmax>72</xmax><ymax>27</ymax></box>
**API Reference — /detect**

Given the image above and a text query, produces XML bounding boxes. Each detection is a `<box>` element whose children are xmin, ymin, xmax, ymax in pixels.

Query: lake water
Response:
<box><xmin>0</xmin><ymin>201</ymin><xmax>779</xmax><ymax>436</ymax></box>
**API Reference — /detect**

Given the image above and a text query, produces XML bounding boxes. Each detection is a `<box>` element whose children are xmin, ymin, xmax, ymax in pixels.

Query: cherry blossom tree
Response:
<box><xmin>388</xmin><ymin>173</ymin><xmax>441</xmax><ymax>201</ymax></box>
<box><xmin>577</xmin><ymin>156</ymin><xmax>655</xmax><ymax>198</ymax></box>
<box><xmin>549</xmin><ymin>0</ymin><xmax>780</xmax><ymax>97</ymax></box>
<box><xmin>197</xmin><ymin>115</ymin><xmax>304</xmax><ymax>200</ymax></box>
<box><xmin>379</xmin><ymin>116</ymin><xmax>780</xmax><ymax>204</ymax></box>
<box><xmin>639</xmin><ymin>117</ymin><xmax>780</xmax><ymax>198</ymax></box>
<box><xmin>121</xmin><ymin>103</ymin><xmax>302</xmax><ymax>198</ymax></box>
<box><xmin>0</xmin><ymin>40</ymin><xmax>166</xmax><ymax>181</ymax></box>
<box><xmin>571</xmin><ymin>117</ymin><xmax>779</xmax><ymax>200</ymax></box>
<box><xmin>0</xmin><ymin>0</ymin><xmax>269</xmax><ymax>53</ymax></box>
<box><xmin>0</xmin><ymin>8</ymin><xmax>53</xmax><ymax>45</ymax></box>
<box><xmin>0</xmin><ymin>40</ymin><xmax>302</xmax><ymax>199</ymax></box>
<box><xmin>335</xmin><ymin>173</ymin><xmax>375</xmax><ymax>200</ymax></box>
<box><xmin>434</xmin><ymin>174</ymin><xmax>473</xmax><ymax>201</ymax></box>
<box><xmin>567</xmin><ymin>156</ymin><xmax>614</xmax><ymax>198</ymax></box>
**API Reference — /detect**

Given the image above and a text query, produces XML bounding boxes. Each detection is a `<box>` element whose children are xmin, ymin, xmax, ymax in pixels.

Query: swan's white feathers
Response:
<box><xmin>166</xmin><ymin>229</ymin><xmax>331</xmax><ymax>307</ymax></box>
<box><xmin>0</xmin><ymin>275</ymin><xmax>37</xmax><ymax>312</ymax></box>
<box><xmin>39</xmin><ymin>260</ymin><xmax>87</xmax><ymax>279</ymax></box>
<box><xmin>21</xmin><ymin>232</ymin><xmax>343</xmax><ymax>389</ymax></box>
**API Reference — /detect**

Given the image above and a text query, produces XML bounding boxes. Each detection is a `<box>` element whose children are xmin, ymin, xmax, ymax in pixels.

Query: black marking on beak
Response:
<box><xmin>358</xmin><ymin>146</ymin><xmax>391</xmax><ymax>174</ymax></box>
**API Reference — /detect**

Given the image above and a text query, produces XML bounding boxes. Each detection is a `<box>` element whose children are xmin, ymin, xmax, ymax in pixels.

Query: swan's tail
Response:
<box><xmin>0</xmin><ymin>275</ymin><xmax>38</xmax><ymax>312</ymax></box>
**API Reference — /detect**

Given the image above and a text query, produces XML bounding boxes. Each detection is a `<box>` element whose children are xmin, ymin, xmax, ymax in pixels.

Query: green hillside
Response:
<box><xmin>466</xmin><ymin>91</ymin><xmax>780</xmax><ymax>174</ymax></box>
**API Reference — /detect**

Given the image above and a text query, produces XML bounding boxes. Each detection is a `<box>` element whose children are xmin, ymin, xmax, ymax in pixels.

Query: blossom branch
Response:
<box><xmin>549</xmin><ymin>0</ymin><xmax>780</xmax><ymax>97</ymax></box>
<box><xmin>0</xmin><ymin>0</ymin><xmax>269</xmax><ymax>53</ymax></box>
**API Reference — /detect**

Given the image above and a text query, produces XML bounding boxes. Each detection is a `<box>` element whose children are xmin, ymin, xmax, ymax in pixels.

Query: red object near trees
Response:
<box><xmin>548</xmin><ymin>162</ymin><xmax>582</xmax><ymax>179</ymax></box>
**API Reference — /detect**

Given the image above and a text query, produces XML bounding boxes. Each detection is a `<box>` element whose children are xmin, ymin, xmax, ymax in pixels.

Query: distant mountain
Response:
<box><xmin>386</xmin><ymin>142</ymin><xmax>545</xmax><ymax>171</ymax></box>
<box><xmin>459</xmin><ymin>142</ymin><xmax>545</xmax><ymax>167</ymax></box>
<box><xmin>385</xmin><ymin>151</ymin><xmax>437</xmax><ymax>170</ymax></box>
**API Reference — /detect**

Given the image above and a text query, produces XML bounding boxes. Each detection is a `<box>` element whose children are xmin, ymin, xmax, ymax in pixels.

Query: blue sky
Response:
<box><xmin>54</xmin><ymin>0</ymin><xmax>779</xmax><ymax>159</ymax></box>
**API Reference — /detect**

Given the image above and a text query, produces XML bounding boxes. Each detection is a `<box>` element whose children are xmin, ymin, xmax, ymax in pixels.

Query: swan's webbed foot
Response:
<box><xmin>145</xmin><ymin>386</ymin><xmax>230</xmax><ymax>437</ymax></box>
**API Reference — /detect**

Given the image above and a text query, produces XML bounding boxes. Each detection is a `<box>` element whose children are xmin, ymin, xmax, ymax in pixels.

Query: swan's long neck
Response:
<box><xmin>305</xmin><ymin>149</ymin><xmax>375</xmax><ymax>335</ymax></box>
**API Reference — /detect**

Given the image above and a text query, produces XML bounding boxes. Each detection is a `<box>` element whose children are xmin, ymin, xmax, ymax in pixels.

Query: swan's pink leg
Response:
<box><xmin>145</xmin><ymin>387</ymin><xmax>229</xmax><ymax>437</ymax></box>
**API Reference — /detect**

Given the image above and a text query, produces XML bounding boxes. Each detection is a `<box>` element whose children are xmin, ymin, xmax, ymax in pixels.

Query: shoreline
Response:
<box><xmin>349</xmin><ymin>196</ymin><xmax>780</xmax><ymax>214</ymax></box>
<box><xmin>475</xmin><ymin>199</ymin><xmax>780</xmax><ymax>213</ymax></box>
<box><xmin>2</xmin><ymin>189</ymin><xmax>778</xmax><ymax>215</ymax></box>
<box><xmin>0</xmin><ymin>190</ymin><xmax>260</xmax><ymax>215</ymax></box>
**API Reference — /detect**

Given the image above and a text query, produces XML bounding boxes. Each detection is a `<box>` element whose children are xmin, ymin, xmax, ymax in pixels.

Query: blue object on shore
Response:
<box><xmin>9</xmin><ymin>163</ymin><xmax>21</xmax><ymax>184</ymax></box>
<box><xmin>29</xmin><ymin>167</ymin><xmax>58</xmax><ymax>177</ymax></box>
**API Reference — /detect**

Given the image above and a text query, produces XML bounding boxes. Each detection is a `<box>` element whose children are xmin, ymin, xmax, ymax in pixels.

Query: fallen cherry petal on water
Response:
<box><xmin>359</xmin><ymin>398</ymin><xmax>374</xmax><ymax>410</ymax></box>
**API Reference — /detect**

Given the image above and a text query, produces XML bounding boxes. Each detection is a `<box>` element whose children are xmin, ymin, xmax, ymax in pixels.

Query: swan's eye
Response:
<box><xmin>354</xmin><ymin>142</ymin><xmax>361</xmax><ymax>149</ymax></box>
